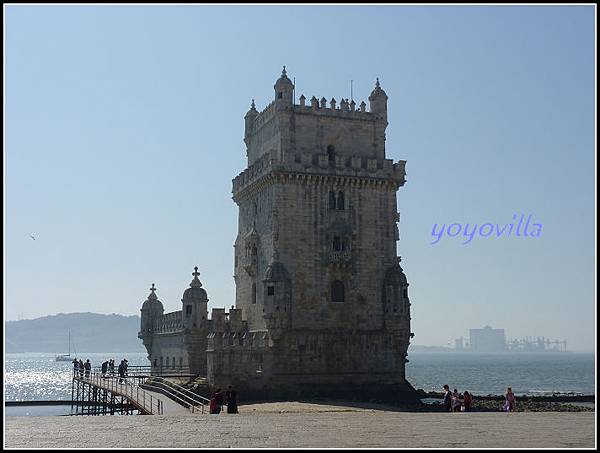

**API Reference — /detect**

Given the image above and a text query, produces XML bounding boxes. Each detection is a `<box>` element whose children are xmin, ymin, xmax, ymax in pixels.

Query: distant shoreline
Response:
<box><xmin>418</xmin><ymin>390</ymin><xmax>595</xmax><ymax>402</ymax></box>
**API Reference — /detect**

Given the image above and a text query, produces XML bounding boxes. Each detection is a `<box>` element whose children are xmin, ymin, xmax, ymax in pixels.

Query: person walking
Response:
<box><xmin>463</xmin><ymin>391</ymin><xmax>473</xmax><ymax>412</ymax></box>
<box><xmin>503</xmin><ymin>387</ymin><xmax>516</xmax><ymax>412</ymax></box>
<box><xmin>109</xmin><ymin>359</ymin><xmax>115</xmax><ymax>376</ymax></box>
<box><xmin>78</xmin><ymin>359</ymin><xmax>84</xmax><ymax>377</ymax></box>
<box><xmin>101</xmin><ymin>361</ymin><xmax>108</xmax><ymax>377</ymax></box>
<box><xmin>84</xmin><ymin>359</ymin><xmax>91</xmax><ymax>378</ymax></box>
<box><xmin>226</xmin><ymin>386</ymin><xmax>238</xmax><ymax>414</ymax></box>
<box><xmin>442</xmin><ymin>384</ymin><xmax>452</xmax><ymax>412</ymax></box>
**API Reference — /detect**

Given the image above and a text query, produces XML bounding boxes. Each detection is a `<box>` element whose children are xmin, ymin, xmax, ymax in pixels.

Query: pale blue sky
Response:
<box><xmin>5</xmin><ymin>5</ymin><xmax>596</xmax><ymax>350</ymax></box>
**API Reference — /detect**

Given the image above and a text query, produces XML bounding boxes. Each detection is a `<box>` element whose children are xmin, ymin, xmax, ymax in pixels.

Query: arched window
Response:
<box><xmin>331</xmin><ymin>280</ymin><xmax>345</xmax><ymax>303</ymax></box>
<box><xmin>333</xmin><ymin>236</ymin><xmax>342</xmax><ymax>251</ymax></box>
<box><xmin>329</xmin><ymin>191</ymin><xmax>336</xmax><ymax>210</ymax></box>
<box><xmin>337</xmin><ymin>191</ymin><xmax>345</xmax><ymax>210</ymax></box>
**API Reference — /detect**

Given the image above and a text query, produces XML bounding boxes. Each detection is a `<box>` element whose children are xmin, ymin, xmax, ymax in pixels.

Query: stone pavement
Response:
<box><xmin>4</xmin><ymin>405</ymin><xmax>595</xmax><ymax>448</ymax></box>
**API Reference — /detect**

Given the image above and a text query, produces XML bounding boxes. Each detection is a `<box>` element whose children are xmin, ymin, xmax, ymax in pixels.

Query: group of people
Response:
<box><xmin>72</xmin><ymin>358</ymin><xmax>91</xmax><ymax>377</ymax></box>
<box><xmin>442</xmin><ymin>385</ymin><xmax>517</xmax><ymax>412</ymax></box>
<box><xmin>100</xmin><ymin>359</ymin><xmax>116</xmax><ymax>376</ymax></box>
<box><xmin>72</xmin><ymin>358</ymin><xmax>130</xmax><ymax>383</ymax></box>
<box><xmin>442</xmin><ymin>385</ymin><xmax>473</xmax><ymax>412</ymax></box>
<box><xmin>209</xmin><ymin>386</ymin><xmax>238</xmax><ymax>414</ymax></box>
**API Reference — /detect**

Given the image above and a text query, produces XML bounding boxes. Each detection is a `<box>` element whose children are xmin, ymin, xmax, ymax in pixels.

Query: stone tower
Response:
<box><xmin>180</xmin><ymin>267</ymin><xmax>210</xmax><ymax>375</ymax></box>
<box><xmin>229</xmin><ymin>67</ymin><xmax>416</xmax><ymax>400</ymax></box>
<box><xmin>138</xmin><ymin>284</ymin><xmax>164</xmax><ymax>356</ymax></box>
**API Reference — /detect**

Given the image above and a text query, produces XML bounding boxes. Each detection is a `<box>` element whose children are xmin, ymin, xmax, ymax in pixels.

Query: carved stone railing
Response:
<box><xmin>329</xmin><ymin>250</ymin><xmax>351</xmax><ymax>264</ymax></box>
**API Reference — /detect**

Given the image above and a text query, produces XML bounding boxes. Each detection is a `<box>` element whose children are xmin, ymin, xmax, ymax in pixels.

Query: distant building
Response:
<box><xmin>469</xmin><ymin>325</ymin><xmax>506</xmax><ymax>352</ymax></box>
<box><xmin>454</xmin><ymin>336</ymin><xmax>464</xmax><ymax>351</ymax></box>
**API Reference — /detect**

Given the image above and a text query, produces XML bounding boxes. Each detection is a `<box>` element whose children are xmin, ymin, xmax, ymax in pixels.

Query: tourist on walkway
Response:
<box><xmin>451</xmin><ymin>389</ymin><xmax>462</xmax><ymax>412</ymax></box>
<box><xmin>463</xmin><ymin>391</ymin><xmax>473</xmax><ymax>412</ymax></box>
<box><xmin>118</xmin><ymin>360</ymin><xmax>125</xmax><ymax>384</ymax></box>
<box><xmin>123</xmin><ymin>359</ymin><xmax>128</xmax><ymax>377</ymax></box>
<box><xmin>442</xmin><ymin>385</ymin><xmax>452</xmax><ymax>412</ymax></box>
<box><xmin>101</xmin><ymin>361</ymin><xmax>108</xmax><ymax>376</ymax></box>
<box><xmin>226</xmin><ymin>386</ymin><xmax>238</xmax><ymax>414</ymax></box>
<box><xmin>72</xmin><ymin>358</ymin><xmax>79</xmax><ymax>375</ymax></box>
<box><xmin>84</xmin><ymin>359</ymin><xmax>91</xmax><ymax>378</ymax></box>
<box><xmin>503</xmin><ymin>387</ymin><xmax>516</xmax><ymax>412</ymax></box>
<box><xmin>78</xmin><ymin>359</ymin><xmax>84</xmax><ymax>377</ymax></box>
<box><xmin>109</xmin><ymin>359</ymin><xmax>115</xmax><ymax>376</ymax></box>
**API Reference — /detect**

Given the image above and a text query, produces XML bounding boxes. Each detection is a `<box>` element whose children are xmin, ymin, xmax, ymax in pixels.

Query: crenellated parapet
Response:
<box><xmin>250</xmin><ymin>101</ymin><xmax>276</xmax><ymax>134</ymax></box>
<box><xmin>207</xmin><ymin>330</ymin><xmax>270</xmax><ymax>351</ymax></box>
<box><xmin>153</xmin><ymin>311</ymin><xmax>184</xmax><ymax>334</ymax></box>
<box><xmin>292</xmin><ymin>97</ymin><xmax>373</xmax><ymax>118</ymax></box>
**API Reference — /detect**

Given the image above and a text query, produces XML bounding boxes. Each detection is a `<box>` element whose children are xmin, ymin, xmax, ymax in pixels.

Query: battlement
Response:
<box><xmin>207</xmin><ymin>330</ymin><xmax>270</xmax><ymax>351</ymax></box>
<box><xmin>293</xmin><ymin>95</ymin><xmax>375</xmax><ymax>118</ymax></box>
<box><xmin>208</xmin><ymin>306</ymin><xmax>248</xmax><ymax>333</ymax></box>
<box><xmin>247</xmin><ymin>97</ymin><xmax>380</xmax><ymax>138</ymax></box>
<box><xmin>152</xmin><ymin>310</ymin><xmax>184</xmax><ymax>334</ymax></box>
<box><xmin>252</xmin><ymin>101</ymin><xmax>276</xmax><ymax>132</ymax></box>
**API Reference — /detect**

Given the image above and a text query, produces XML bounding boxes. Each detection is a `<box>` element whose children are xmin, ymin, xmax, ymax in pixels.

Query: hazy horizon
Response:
<box><xmin>5</xmin><ymin>311</ymin><xmax>595</xmax><ymax>353</ymax></box>
<box><xmin>5</xmin><ymin>5</ymin><xmax>596</xmax><ymax>351</ymax></box>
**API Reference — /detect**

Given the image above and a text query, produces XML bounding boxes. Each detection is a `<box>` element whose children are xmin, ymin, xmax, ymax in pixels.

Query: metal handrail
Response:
<box><xmin>141</xmin><ymin>377</ymin><xmax>209</xmax><ymax>414</ymax></box>
<box><xmin>73</xmin><ymin>370</ymin><xmax>163</xmax><ymax>415</ymax></box>
<box><xmin>149</xmin><ymin>376</ymin><xmax>211</xmax><ymax>404</ymax></box>
<box><xmin>88</xmin><ymin>364</ymin><xmax>192</xmax><ymax>377</ymax></box>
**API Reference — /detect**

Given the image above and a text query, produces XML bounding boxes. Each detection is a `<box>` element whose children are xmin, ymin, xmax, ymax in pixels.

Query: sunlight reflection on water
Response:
<box><xmin>5</xmin><ymin>352</ymin><xmax>149</xmax><ymax>401</ymax></box>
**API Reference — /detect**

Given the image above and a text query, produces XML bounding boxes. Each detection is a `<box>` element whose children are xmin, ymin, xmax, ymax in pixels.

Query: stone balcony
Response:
<box><xmin>232</xmin><ymin>152</ymin><xmax>406</xmax><ymax>200</ymax></box>
<box><xmin>329</xmin><ymin>250</ymin><xmax>352</xmax><ymax>266</ymax></box>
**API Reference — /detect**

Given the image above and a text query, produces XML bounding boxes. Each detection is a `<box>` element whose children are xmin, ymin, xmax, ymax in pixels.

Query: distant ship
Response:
<box><xmin>55</xmin><ymin>331</ymin><xmax>75</xmax><ymax>362</ymax></box>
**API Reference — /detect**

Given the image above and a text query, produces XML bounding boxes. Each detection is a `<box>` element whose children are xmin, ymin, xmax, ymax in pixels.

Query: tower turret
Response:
<box><xmin>138</xmin><ymin>283</ymin><xmax>164</xmax><ymax>349</ymax></box>
<box><xmin>263</xmin><ymin>250</ymin><xmax>292</xmax><ymax>339</ymax></box>
<box><xmin>368</xmin><ymin>77</ymin><xmax>388</xmax><ymax>121</ymax></box>
<box><xmin>383</xmin><ymin>256</ymin><xmax>411</xmax><ymax>334</ymax></box>
<box><xmin>244</xmin><ymin>99</ymin><xmax>258</xmax><ymax>145</ymax></box>
<box><xmin>181</xmin><ymin>266</ymin><xmax>209</xmax><ymax>330</ymax></box>
<box><xmin>274</xmin><ymin>66</ymin><xmax>294</xmax><ymax>109</ymax></box>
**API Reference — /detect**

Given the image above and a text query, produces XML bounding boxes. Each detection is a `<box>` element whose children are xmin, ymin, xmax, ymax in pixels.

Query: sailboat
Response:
<box><xmin>55</xmin><ymin>330</ymin><xmax>73</xmax><ymax>362</ymax></box>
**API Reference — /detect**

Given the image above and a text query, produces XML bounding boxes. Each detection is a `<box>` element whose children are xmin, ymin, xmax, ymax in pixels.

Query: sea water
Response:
<box><xmin>4</xmin><ymin>351</ymin><xmax>595</xmax><ymax>415</ymax></box>
<box><xmin>4</xmin><ymin>352</ymin><xmax>149</xmax><ymax>415</ymax></box>
<box><xmin>405</xmin><ymin>352</ymin><xmax>595</xmax><ymax>395</ymax></box>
